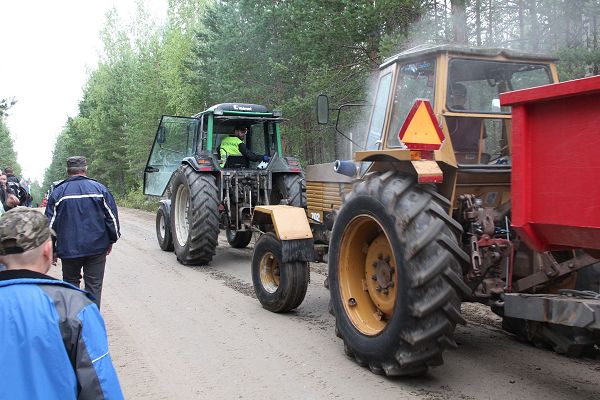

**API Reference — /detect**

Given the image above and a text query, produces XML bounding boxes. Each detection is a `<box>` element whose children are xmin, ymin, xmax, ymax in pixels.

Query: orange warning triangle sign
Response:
<box><xmin>399</xmin><ymin>100</ymin><xmax>445</xmax><ymax>150</ymax></box>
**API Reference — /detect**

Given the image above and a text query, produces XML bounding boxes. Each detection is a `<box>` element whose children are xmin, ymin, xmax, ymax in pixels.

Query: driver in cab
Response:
<box><xmin>219</xmin><ymin>124</ymin><xmax>270</xmax><ymax>167</ymax></box>
<box><xmin>446</xmin><ymin>83</ymin><xmax>487</xmax><ymax>160</ymax></box>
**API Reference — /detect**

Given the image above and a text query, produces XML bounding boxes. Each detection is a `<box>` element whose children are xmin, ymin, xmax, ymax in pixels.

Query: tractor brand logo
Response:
<box><xmin>233</xmin><ymin>105</ymin><xmax>252</xmax><ymax>111</ymax></box>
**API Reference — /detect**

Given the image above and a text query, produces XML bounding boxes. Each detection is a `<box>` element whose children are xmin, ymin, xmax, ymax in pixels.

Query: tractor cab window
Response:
<box><xmin>215</xmin><ymin>120</ymin><xmax>271</xmax><ymax>167</ymax></box>
<box><xmin>447</xmin><ymin>59</ymin><xmax>552</xmax><ymax>114</ymax></box>
<box><xmin>388</xmin><ymin>60</ymin><xmax>436</xmax><ymax>147</ymax></box>
<box><xmin>365</xmin><ymin>72</ymin><xmax>393</xmax><ymax>151</ymax></box>
<box><xmin>247</xmin><ymin>123</ymin><xmax>269</xmax><ymax>158</ymax></box>
<box><xmin>446</xmin><ymin>59</ymin><xmax>551</xmax><ymax>165</ymax></box>
<box><xmin>144</xmin><ymin>116</ymin><xmax>198</xmax><ymax>196</ymax></box>
<box><xmin>199</xmin><ymin>114</ymin><xmax>209</xmax><ymax>152</ymax></box>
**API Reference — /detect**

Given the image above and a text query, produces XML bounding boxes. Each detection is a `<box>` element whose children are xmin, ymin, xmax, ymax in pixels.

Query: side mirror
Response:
<box><xmin>157</xmin><ymin>126</ymin><xmax>166</xmax><ymax>144</ymax></box>
<box><xmin>316</xmin><ymin>94</ymin><xmax>329</xmax><ymax>125</ymax></box>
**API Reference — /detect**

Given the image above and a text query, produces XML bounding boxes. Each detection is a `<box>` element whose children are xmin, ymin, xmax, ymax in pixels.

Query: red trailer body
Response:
<box><xmin>501</xmin><ymin>75</ymin><xmax>600</xmax><ymax>252</ymax></box>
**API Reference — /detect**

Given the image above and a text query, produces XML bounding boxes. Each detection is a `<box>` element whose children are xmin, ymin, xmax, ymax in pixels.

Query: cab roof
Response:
<box><xmin>381</xmin><ymin>44</ymin><xmax>558</xmax><ymax>69</ymax></box>
<box><xmin>193</xmin><ymin>103</ymin><xmax>272</xmax><ymax>117</ymax></box>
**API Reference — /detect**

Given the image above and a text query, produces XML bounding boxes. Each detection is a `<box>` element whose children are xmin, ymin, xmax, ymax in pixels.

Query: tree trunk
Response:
<box><xmin>475</xmin><ymin>0</ymin><xmax>482</xmax><ymax>46</ymax></box>
<box><xmin>487</xmin><ymin>0</ymin><xmax>494</xmax><ymax>45</ymax></box>
<box><xmin>451</xmin><ymin>0</ymin><xmax>468</xmax><ymax>44</ymax></box>
<box><xmin>518</xmin><ymin>0</ymin><xmax>525</xmax><ymax>45</ymax></box>
<box><xmin>526</xmin><ymin>0</ymin><xmax>540</xmax><ymax>51</ymax></box>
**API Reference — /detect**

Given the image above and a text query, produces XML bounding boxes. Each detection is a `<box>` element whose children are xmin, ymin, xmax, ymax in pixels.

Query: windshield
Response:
<box><xmin>388</xmin><ymin>60</ymin><xmax>436</xmax><ymax>147</ymax></box>
<box><xmin>447</xmin><ymin>59</ymin><xmax>552</xmax><ymax>114</ymax></box>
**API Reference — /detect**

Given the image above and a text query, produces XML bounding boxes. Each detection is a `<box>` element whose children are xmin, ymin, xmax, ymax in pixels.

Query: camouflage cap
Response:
<box><xmin>0</xmin><ymin>207</ymin><xmax>54</xmax><ymax>255</ymax></box>
<box><xmin>66</xmin><ymin>156</ymin><xmax>87</xmax><ymax>168</ymax></box>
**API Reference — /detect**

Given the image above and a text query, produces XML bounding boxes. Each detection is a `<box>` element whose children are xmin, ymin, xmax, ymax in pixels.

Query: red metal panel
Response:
<box><xmin>501</xmin><ymin>76</ymin><xmax>600</xmax><ymax>252</ymax></box>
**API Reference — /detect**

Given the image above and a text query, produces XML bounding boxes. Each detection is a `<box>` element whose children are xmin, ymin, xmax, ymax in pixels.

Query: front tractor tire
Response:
<box><xmin>226</xmin><ymin>228</ymin><xmax>253</xmax><ymax>248</ymax></box>
<box><xmin>170</xmin><ymin>165</ymin><xmax>219</xmax><ymax>265</ymax></box>
<box><xmin>156</xmin><ymin>202</ymin><xmax>174</xmax><ymax>251</ymax></box>
<box><xmin>252</xmin><ymin>233</ymin><xmax>310</xmax><ymax>313</ymax></box>
<box><xmin>328</xmin><ymin>171</ymin><xmax>470</xmax><ymax>376</ymax></box>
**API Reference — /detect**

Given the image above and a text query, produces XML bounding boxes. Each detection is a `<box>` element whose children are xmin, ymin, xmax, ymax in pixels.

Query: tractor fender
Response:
<box><xmin>159</xmin><ymin>199</ymin><xmax>171</xmax><ymax>213</ymax></box>
<box><xmin>181</xmin><ymin>156</ymin><xmax>220</xmax><ymax>173</ymax></box>
<box><xmin>253</xmin><ymin>205</ymin><xmax>314</xmax><ymax>263</ymax></box>
<box><xmin>180</xmin><ymin>157</ymin><xmax>223</xmax><ymax>196</ymax></box>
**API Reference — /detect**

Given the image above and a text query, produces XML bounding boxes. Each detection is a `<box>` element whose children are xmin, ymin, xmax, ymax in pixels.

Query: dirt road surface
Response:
<box><xmin>53</xmin><ymin>208</ymin><xmax>600</xmax><ymax>399</ymax></box>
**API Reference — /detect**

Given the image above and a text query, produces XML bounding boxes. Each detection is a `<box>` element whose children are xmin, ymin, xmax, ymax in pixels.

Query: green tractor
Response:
<box><xmin>143</xmin><ymin>103</ymin><xmax>306</xmax><ymax>267</ymax></box>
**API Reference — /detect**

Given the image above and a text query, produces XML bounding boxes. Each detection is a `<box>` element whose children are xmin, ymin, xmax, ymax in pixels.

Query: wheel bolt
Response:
<box><xmin>371</xmin><ymin>274</ymin><xmax>377</xmax><ymax>281</ymax></box>
<box><xmin>383</xmin><ymin>289</ymin><xmax>389</xmax><ymax>295</ymax></box>
<box><xmin>348</xmin><ymin>298</ymin><xmax>357</xmax><ymax>307</ymax></box>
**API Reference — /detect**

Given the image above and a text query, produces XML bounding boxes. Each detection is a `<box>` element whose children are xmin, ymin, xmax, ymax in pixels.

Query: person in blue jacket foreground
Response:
<box><xmin>0</xmin><ymin>207</ymin><xmax>123</xmax><ymax>399</ymax></box>
<box><xmin>45</xmin><ymin>156</ymin><xmax>121</xmax><ymax>309</ymax></box>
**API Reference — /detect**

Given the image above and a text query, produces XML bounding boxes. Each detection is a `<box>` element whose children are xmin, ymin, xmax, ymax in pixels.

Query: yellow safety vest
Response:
<box><xmin>219</xmin><ymin>136</ymin><xmax>243</xmax><ymax>167</ymax></box>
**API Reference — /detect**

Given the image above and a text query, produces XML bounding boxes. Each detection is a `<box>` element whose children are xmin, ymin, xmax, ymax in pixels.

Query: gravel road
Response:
<box><xmin>52</xmin><ymin>208</ymin><xmax>599</xmax><ymax>399</ymax></box>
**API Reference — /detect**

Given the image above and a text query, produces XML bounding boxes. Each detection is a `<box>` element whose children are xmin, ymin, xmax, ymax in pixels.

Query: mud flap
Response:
<box><xmin>253</xmin><ymin>205</ymin><xmax>314</xmax><ymax>262</ymax></box>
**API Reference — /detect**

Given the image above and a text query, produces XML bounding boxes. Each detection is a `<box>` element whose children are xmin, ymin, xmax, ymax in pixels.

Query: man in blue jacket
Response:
<box><xmin>45</xmin><ymin>156</ymin><xmax>120</xmax><ymax>309</ymax></box>
<box><xmin>0</xmin><ymin>207</ymin><xmax>123</xmax><ymax>399</ymax></box>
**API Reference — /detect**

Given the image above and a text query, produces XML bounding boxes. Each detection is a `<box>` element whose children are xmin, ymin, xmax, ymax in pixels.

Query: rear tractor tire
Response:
<box><xmin>272</xmin><ymin>173</ymin><xmax>306</xmax><ymax>207</ymax></box>
<box><xmin>328</xmin><ymin>171</ymin><xmax>470</xmax><ymax>376</ymax></box>
<box><xmin>156</xmin><ymin>202</ymin><xmax>174</xmax><ymax>251</ymax></box>
<box><xmin>252</xmin><ymin>233</ymin><xmax>310</xmax><ymax>313</ymax></box>
<box><xmin>170</xmin><ymin>165</ymin><xmax>220</xmax><ymax>265</ymax></box>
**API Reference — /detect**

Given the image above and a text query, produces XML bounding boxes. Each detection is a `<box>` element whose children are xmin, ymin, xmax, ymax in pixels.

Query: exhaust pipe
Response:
<box><xmin>334</xmin><ymin>160</ymin><xmax>357</xmax><ymax>178</ymax></box>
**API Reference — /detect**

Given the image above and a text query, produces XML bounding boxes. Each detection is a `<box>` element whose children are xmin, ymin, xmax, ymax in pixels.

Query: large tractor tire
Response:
<box><xmin>328</xmin><ymin>171</ymin><xmax>471</xmax><ymax>376</ymax></box>
<box><xmin>226</xmin><ymin>228</ymin><xmax>252</xmax><ymax>248</ymax></box>
<box><xmin>272</xmin><ymin>173</ymin><xmax>306</xmax><ymax>207</ymax></box>
<box><xmin>156</xmin><ymin>202</ymin><xmax>174</xmax><ymax>251</ymax></box>
<box><xmin>170</xmin><ymin>165</ymin><xmax>219</xmax><ymax>265</ymax></box>
<box><xmin>252</xmin><ymin>233</ymin><xmax>310</xmax><ymax>313</ymax></box>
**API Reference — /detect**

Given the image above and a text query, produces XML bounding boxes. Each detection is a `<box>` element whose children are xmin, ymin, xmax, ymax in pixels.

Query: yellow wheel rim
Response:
<box><xmin>338</xmin><ymin>215</ymin><xmax>397</xmax><ymax>336</ymax></box>
<box><xmin>259</xmin><ymin>251</ymin><xmax>280</xmax><ymax>293</ymax></box>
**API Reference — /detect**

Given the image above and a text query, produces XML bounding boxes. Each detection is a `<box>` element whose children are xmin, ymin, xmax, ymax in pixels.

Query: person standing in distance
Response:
<box><xmin>0</xmin><ymin>207</ymin><xmax>123</xmax><ymax>399</ymax></box>
<box><xmin>45</xmin><ymin>156</ymin><xmax>120</xmax><ymax>309</ymax></box>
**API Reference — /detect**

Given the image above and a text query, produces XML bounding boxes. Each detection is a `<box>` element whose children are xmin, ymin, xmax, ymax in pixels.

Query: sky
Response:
<box><xmin>0</xmin><ymin>0</ymin><xmax>167</xmax><ymax>183</ymax></box>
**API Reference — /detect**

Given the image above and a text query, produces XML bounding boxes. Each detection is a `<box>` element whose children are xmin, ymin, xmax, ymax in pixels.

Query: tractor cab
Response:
<box><xmin>143</xmin><ymin>103</ymin><xmax>291</xmax><ymax>197</ymax></box>
<box><xmin>320</xmin><ymin>44</ymin><xmax>559</xmax><ymax>208</ymax></box>
<box><xmin>368</xmin><ymin>44</ymin><xmax>558</xmax><ymax>166</ymax></box>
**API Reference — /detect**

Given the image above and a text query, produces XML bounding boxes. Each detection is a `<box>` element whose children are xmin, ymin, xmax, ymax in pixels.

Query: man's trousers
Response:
<box><xmin>61</xmin><ymin>254</ymin><xmax>107</xmax><ymax>309</ymax></box>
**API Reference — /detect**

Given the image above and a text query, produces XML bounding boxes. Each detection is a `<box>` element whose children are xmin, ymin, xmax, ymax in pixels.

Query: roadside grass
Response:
<box><xmin>118</xmin><ymin>188</ymin><xmax>160</xmax><ymax>212</ymax></box>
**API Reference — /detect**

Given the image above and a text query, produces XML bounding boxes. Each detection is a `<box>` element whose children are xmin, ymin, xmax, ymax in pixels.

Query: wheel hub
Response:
<box><xmin>365</xmin><ymin>235</ymin><xmax>397</xmax><ymax>316</ymax></box>
<box><xmin>259</xmin><ymin>251</ymin><xmax>280</xmax><ymax>293</ymax></box>
<box><xmin>372</xmin><ymin>255</ymin><xmax>394</xmax><ymax>294</ymax></box>
<box><xmin>159</xmin><ymin>213</ymin><xmax>166</xmax><ymax>239</ymax></box>
<box><xmin>174</xmin><ymin>184</ymin><xmax>190</xmax><ymax>247</ymax></box>
<box><xmin>339</xmin><ymin>215</ymin><xmax>397</xmax><ymax>336</ymax></box>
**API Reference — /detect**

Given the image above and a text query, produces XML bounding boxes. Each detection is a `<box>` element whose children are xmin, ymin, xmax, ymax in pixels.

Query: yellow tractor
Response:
<box><xmin>251</xmin><ymin>44</ymin><xmax>600</xmax><ymax>376</ymax></box>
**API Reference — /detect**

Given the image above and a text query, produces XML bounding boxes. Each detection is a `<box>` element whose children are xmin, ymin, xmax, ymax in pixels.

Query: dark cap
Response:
<box><xmin>0</xmin><ymin>208</ymin><xmax>54</xmax><ymax>255</ymax></box>
<box><xmin>66</xmin><ymin>156</ymin><xmax>87</xmax><ymax>168</ymax></box>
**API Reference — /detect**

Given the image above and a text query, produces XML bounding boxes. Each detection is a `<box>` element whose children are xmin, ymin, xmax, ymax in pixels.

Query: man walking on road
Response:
<box><xmin>45</xmin><ymin>156</ymin><xmax>120</xmax><ymax>309</ymax></box>
<box><xmin>0</xmin><ymin>207</ymin><xmax>123</xmax><ymax>399</ymax></box>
